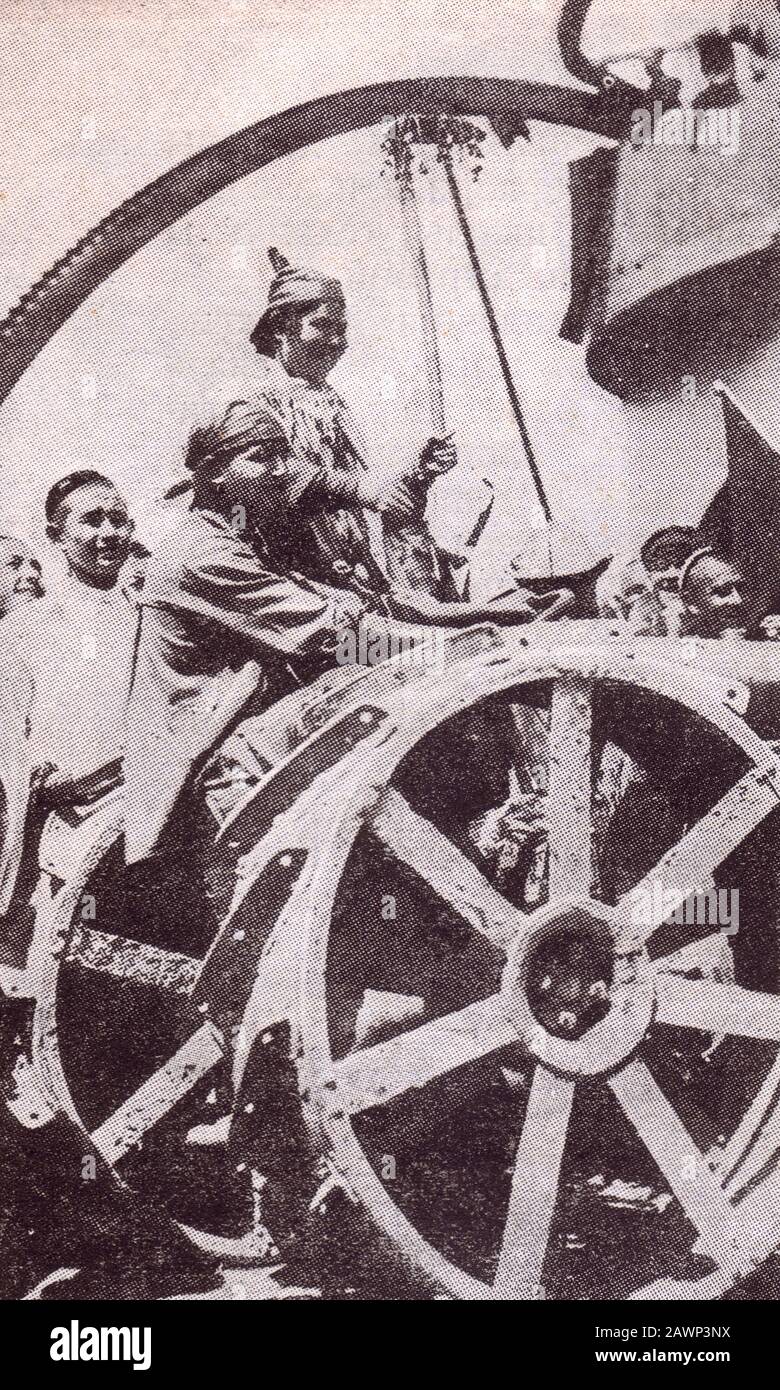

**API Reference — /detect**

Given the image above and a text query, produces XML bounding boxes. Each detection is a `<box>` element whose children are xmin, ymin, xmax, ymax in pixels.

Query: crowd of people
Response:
<box><xmin>0</xmin><ymin>245</ymin><xmax>773</xmax><ymax>973</ymax></box>
<box><xmin>0</xmin><ymin>242</ymin><xmax>776</xmax><ymax>1299</ymax></box>
<box><xmin>596</xmin><ymin>523</ymin><xmax>768</xmax><ymax>642</ymax></box>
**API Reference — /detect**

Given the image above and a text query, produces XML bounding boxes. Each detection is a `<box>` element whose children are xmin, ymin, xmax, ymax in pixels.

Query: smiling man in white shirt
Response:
<box><xmin>3</xmin><ymin>470</ymin><xmax>137</xmax><ymax>799</ymax></box>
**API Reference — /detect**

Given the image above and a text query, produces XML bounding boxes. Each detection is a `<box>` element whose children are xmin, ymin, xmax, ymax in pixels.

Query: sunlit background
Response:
<box><xmin>0</xmin><ymin>0</ymin><xmax>740</xmax><ymax>596</ymax></box>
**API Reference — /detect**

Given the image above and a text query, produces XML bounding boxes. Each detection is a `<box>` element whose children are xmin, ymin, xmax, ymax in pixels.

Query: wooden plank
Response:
<box><xmin>493</xmin><ymin>1067</ymin><xmax>575</xmax><ymax>1300</ymax></box>
<box><xmin>608</xmin><ymin>1060</ymin><xmax>743</xmax><ymax>1265</ymax></box>
<box><xmin>333</xmin><ymin>994</ymin><xmax>515</xmax><ymax>1115</ymax></box>
<box><xmin>656</xmin><ymin>975</ymin><xmax>780</xmax><ymax>1044</ymax></box>
<box><xmin>547</xmin><ymin>677</ymin><xmax>592</xmax><ymax>897</ymax></box>
<box><xmin>726</xmin><ymin>1149</ymin><xmax>780</xmax><ymax>1259</ymax></box>
<box><xmin>368</xmin><ymin>787</ymin><xmax>522</xmax><ymax>953</ymax></box>
<box><xmin>615</xmin><ymin>765</ymin><xmax>780</xmax><ymax>948</ymax></box>
<box><xmin>717</xmin><ymin>1052</ymin><xmax>780</xmax><ymax>1193</ymax></box>
<box><xmin>91</xmin><ymin>1023</ymin><xmax>225</xmax><ymax>1164</ymax></box>
<box><xmin>66</xmin><ymin>925</ymin><xmax>200</xmax><ymax>995</ymax></box>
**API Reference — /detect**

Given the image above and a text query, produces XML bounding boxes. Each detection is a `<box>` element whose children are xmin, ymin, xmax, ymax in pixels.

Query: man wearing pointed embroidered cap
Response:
<box><xmin>178</xmin><ymin>247</ymin><xmax>458</xmax><ymax>602</ymax></box>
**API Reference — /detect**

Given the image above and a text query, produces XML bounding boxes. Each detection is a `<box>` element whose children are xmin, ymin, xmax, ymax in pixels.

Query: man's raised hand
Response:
<box><xmin>418</xmin><ymin>433</ymin><xmax>458</xmax><ymax>478</ymax></box>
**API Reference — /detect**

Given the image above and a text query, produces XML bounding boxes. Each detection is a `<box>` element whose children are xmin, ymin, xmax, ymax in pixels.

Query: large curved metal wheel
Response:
<box><xmin>1</xmin><ymin>58</ymin><xmax>624</xmax><ymax>1078</ymax></box>
<box><xmin>230</xmin><ymin>638</ymin><xmax>780</xmax><ymax>1300</ymax></box>
<box><xmin>19</xmin><ymin>632</ymin><xmax>780</xmax><ymax>1297</ymax></box>
<box><xmin>4</xmin><ymin>51</ymin><xmax>777</xmax><ymax>1301</ymax></box>
<box><xmin>22</xmin><ymin>629</ymin><xmax>497</xmax><ymax>1285</ymax></box>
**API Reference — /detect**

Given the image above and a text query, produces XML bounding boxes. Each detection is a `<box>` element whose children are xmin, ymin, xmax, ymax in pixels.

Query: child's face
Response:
<box><xmin>218</xmin><ymin>442</ymin><xmax>292</xmax><ymax>529</ymax></box>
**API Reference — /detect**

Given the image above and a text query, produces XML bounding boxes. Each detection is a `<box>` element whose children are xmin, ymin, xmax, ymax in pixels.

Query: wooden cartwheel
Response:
<box><xmin>23</xmin><ymin>625</ymin><xmax>780</xmax><ymax>1299</ymax></box>
<box><xmin>0</xmin><ymin>45</ymin><xmax>777</xmax><ymax>1299</ymax></box>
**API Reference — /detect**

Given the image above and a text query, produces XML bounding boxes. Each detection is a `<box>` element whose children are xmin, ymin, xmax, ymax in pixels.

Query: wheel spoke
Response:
<box><xmin>547</xmin><ymin>677</ymin><xmax>592</xmax><ymax>898</ymax></box>
<box><xmin>367</xmin><ymin>787</ymin><xmax>522</xmax><ymax>953</ymax></box>
<box><xmin>722</xmin><ymin>1115</ymin><xmax>780</xmax><ymax>1203</ymax></box>
<box><xmin>608</xmin><ymin>1060</ymin><xmax>742</xmax><ymax>1263</ymax></box>
<box><xmin>656</xmin><ymin>975</ymin><xmax>780</xmax><ymax>1043</ymax></box>
<box><xmin>717</xmin><ymin>1051</ymin><xmax>780</xmax><ymax>1193</ymax></box>
<box><xmin>724</xmin><ymin>1133</ymin><xmax>780</xmax><ymax>1249</ymax></box>
<box><xmin>653</xmin><ymin>931</ymin><xmax>730</xmax><ymax>979</ymax></box>
<box><xmin>493</xmin><ymin>1067</ymin><xmax>575</xmax><ymax>1299</ymax></box>
<box><xmin>615</xmin><ymin>763</ymin><xmax>780</xmax><ymax>949</ymax></box>
<box><xmin>91</xmin><ymin>1023</ymin><xmax>225</xmax><ymax>1164</ymax></box>
<box><xmin>66</xmin><ymin>925</ymin><xmax>200</xmax><ymax>995</ymax></box>
<box><xmin>332</xmin><ymin>994</ymin><xmax>515</xmax><ymax>1114</ymax></box>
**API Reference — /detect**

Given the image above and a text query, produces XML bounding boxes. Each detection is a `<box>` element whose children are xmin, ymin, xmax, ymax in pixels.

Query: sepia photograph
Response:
<box><xmin>1</xmin><ymin>0</ymin><xmax>780</xmax><ymax>1355</ymax></box>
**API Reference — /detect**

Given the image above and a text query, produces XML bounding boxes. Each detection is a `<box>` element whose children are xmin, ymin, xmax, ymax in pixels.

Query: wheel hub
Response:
<box><xmin>503</xmin><ymin>899</ymin><xmax>655</xmax><ymax>1077</ymax></box>
<box><xmin>525</xmin><ymin>916</ymin><xmax>614</xmax><ymax>1040</ymax></box>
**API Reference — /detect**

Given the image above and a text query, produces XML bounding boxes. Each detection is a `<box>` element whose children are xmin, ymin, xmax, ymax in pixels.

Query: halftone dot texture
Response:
<box><xmin>2</xmin><ymin>0</ymin><xmax>780</xmax><ymax>1304</ymax></box>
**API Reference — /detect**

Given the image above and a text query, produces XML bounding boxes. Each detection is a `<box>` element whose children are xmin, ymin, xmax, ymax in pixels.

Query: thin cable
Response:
<box><xmin>442</xmin><ymin>154</ymin><xmax>553</xmax><ymax>527</ymax></box>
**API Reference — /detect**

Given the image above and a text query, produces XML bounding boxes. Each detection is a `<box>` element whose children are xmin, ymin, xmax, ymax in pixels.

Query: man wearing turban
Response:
<box><xmin>127</xmin><ymin>395</ymin><xmax>376</xmax><ymax>867</ymax></box>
